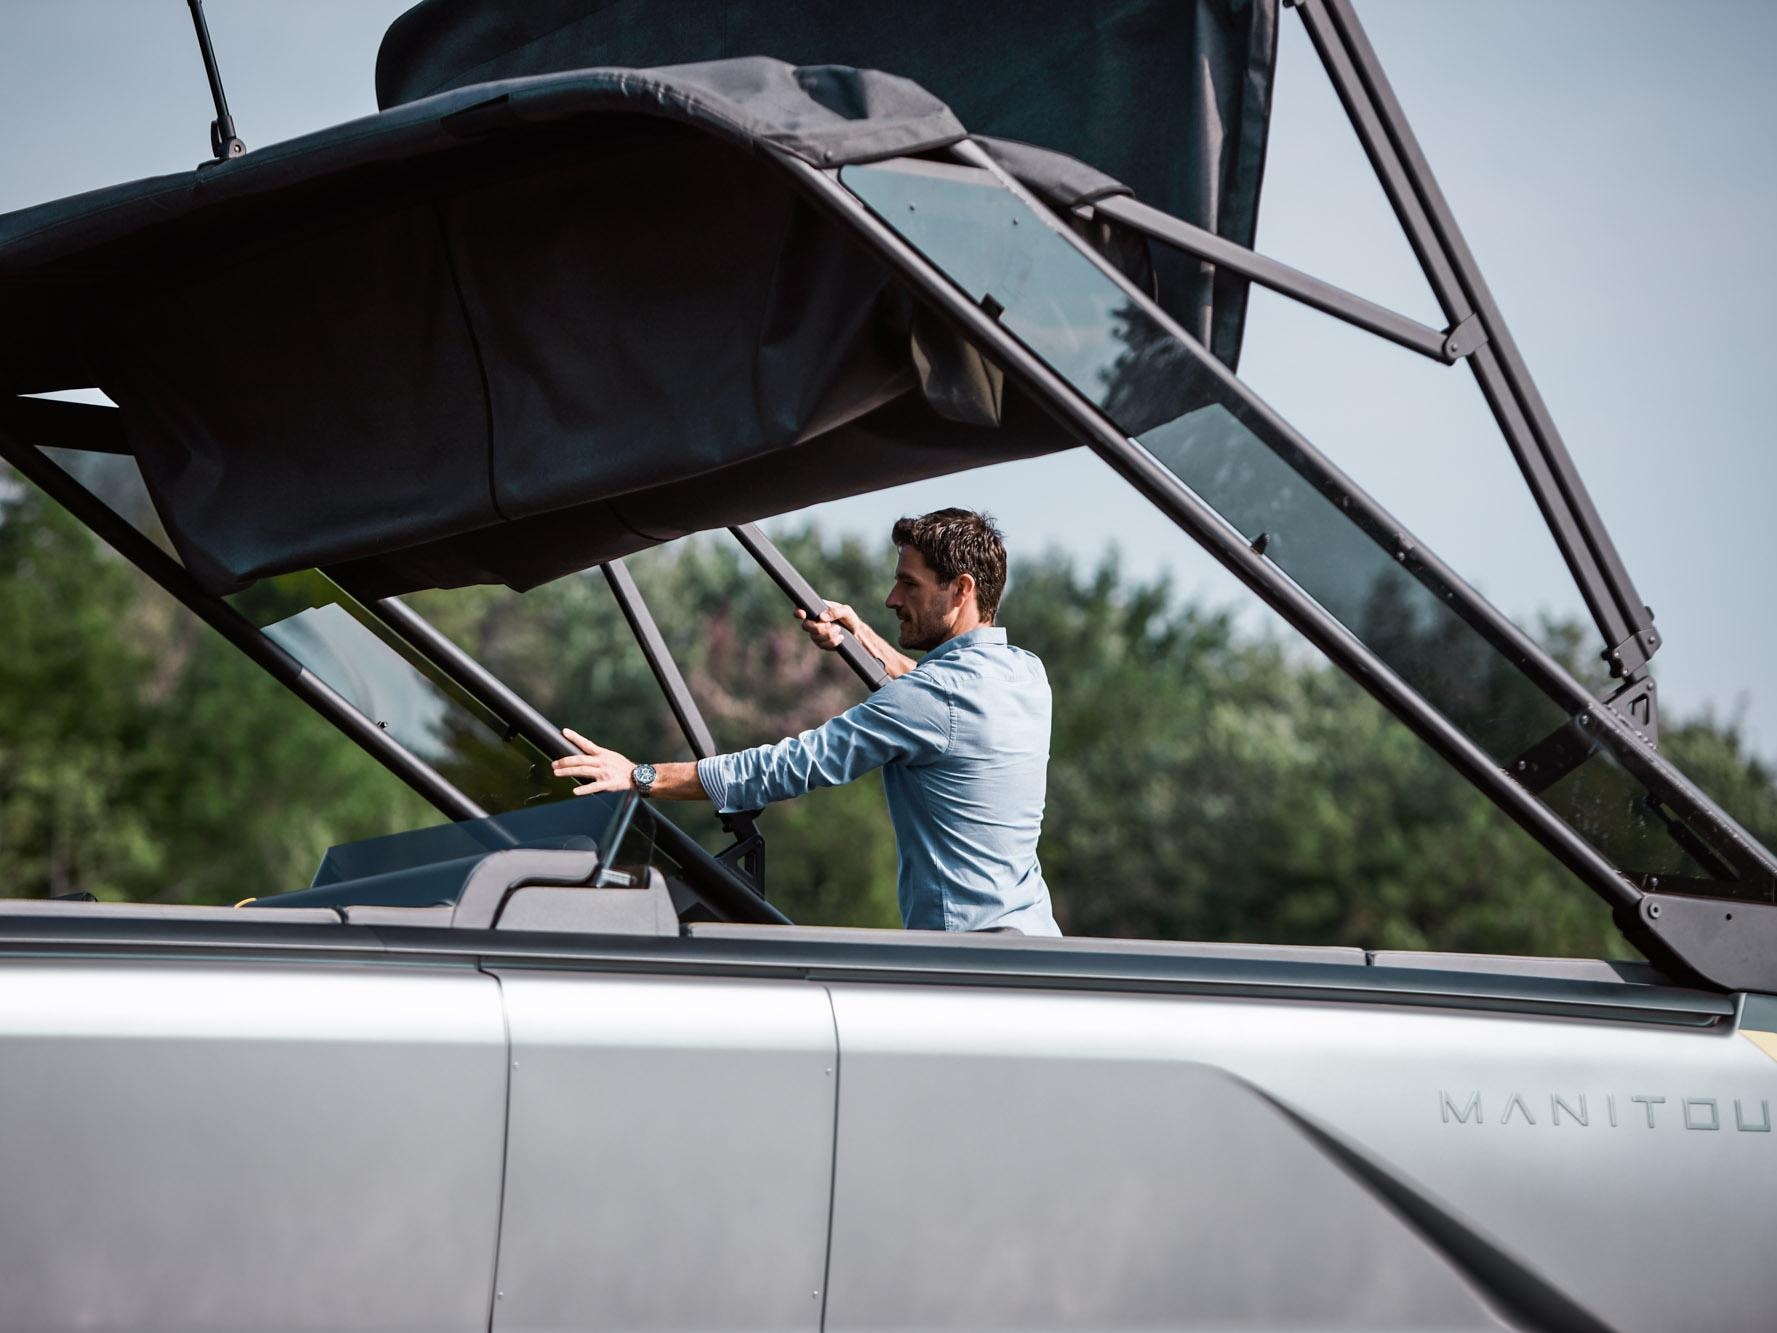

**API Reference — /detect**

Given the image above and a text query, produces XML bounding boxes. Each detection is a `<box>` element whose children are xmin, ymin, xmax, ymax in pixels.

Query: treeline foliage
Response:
<box><xmin>3</xmin><ymin>477</ymin><xmax>1774</xmax><ymax>960</ymax></box>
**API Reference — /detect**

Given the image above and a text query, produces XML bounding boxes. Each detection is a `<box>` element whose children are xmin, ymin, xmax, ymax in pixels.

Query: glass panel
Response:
<box><xmin>1539</xmin><ymin>749</ymin><xmax>1715</xmax><ymax>882</ymax></box>
<box><xmin>844</xmin><ymin>159</ymin><xmax>1200</xmax><ymax>438</ymax></box>
<box><xmin>232</xmin><ymin>573</ymin><xmax>552</xmax><ymax>812</ymax></box>
<box><xmin>1138</xmin><ymin>401</ymin><xmax>1562</xmax><ymax>760</ymax></box>
<box><xmin>841</xmin><ymin>157</ymin><xmax>1751</xmax><ymax>888</ymax></box>
<box><xmin>264</xmin><ymin>604</ymin><xmax>454</xmax><ymax>762</ymax></box>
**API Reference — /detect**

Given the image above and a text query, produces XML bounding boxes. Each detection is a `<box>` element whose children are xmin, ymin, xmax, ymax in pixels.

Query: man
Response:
<box><xmin>554</xmin><ymin>508</ymin><xmax>1059</xmax><ymax>935</ymax></box>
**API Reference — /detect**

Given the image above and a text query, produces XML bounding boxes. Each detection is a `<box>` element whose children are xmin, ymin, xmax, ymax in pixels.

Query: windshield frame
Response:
<box><xmin>774</xmin><ymin>140</ymin><xmax>1777</xmax><ymax>987</ymax></box>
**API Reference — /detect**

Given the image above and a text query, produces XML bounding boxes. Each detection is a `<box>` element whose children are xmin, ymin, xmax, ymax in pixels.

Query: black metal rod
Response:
<box><xmin>0</xmin><ymin>427</ymin><xmax>487</xmax><ymax>823</ymax></box>
<box><xmin>339</xmin><ymin>582</ymin><xmax>788</xmax><ymax>925</ymax></box>
<box><xmin>185</xmin><ymin>0</ymin><xmax>242</xmax><ymax>161</ymax></box>
<box><xmin>728</xmin><ymin>523</ymin><xmax>890</xmax><ymax>690</ymax></box>
<box><xmin>601</xmin><ymin>561</ymin><xmax>718</xmax><ymax>759</ymax></box>
<box><xmin>769</xmin><ymin>149</ymin><xmax>1651</xmax><ymax>918</ymax></box>
<box><xmin>1299</xmin><ymin>0</ymin><xmax>1657</xmax><ymax>673</ymax></box>
<box><xmin>1089</xmin><ymin>195</ymin><xmax>1451</xmax><ymax>362</ymax></box>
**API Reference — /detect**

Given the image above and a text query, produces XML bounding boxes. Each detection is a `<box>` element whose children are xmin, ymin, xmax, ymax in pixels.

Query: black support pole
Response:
<box><xmin>729</xmin><ymin>523</ymin><xmax>890</xmax><ymax>690</ymax></box>
<box><xmin>600</xmin><ymin>561</ymin><xmax>773</xmax><ymax>894</ymax></box>
<box><xmin>185</xmin><ymin>0</ymin><xmax>244</xmax><ymax>161</ymax></box>
<box><xmin>1293</xmin><ymin>0</ymin><xmax>1659</xmax><ymax>678</ymax></box>
<box><xmin>601</xmin><ymin>561</ymin><xmax>717</xmax><ymax>759</ymax></box>
<box><xmin>0</xmin><ymin>428</ymin><xmax>488</xmax><ymax>823</ymax></box>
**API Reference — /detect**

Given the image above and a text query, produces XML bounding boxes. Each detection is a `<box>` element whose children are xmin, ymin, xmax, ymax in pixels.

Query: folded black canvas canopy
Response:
<box><xmin>0</xmin><ymin>1</ymin><xmax>1277</xmax><ymax>596</ymax></box>
<box><xmin>378</xmin><ymin>0</ymin><xmax>1279</xmax><ymax>364</ymax></box>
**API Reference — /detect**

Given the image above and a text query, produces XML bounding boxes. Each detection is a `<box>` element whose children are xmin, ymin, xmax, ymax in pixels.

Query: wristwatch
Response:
<box><xmin>632</xmin><ymin>762</ymin><xmax>658</xmax><ymax>797</ymax></box>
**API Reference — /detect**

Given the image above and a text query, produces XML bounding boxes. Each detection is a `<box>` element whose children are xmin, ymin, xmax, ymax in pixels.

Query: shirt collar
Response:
<box><xmin>921</xmin><ymin>625</ymin><xmax>1006</xmax><ymax>663</ymax></box>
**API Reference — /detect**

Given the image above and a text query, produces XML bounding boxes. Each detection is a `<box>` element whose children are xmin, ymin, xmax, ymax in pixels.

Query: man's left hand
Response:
<box><xmin>552</xmin><ymin>728</ymin><xmax>636</xmax><ymax>795</ymax></box>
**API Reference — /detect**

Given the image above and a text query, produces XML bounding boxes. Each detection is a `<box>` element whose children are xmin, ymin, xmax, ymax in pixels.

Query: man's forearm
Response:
<box><xmin>647</xmin><ymin>760</ymin><xmax>710</xmax><ymax>800</ymax></box>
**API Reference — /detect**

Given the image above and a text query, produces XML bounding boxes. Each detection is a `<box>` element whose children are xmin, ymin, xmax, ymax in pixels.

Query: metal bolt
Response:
<box><xmin>1577</xmin><ymin>715</ymin><xmax>1589</xmax><ymax>727</ymax></box>
<box><xmin>1648</xmin><ymin>902</ymin><xmax>1662</xmax><ymax>919</ymax></box>
<box><xmin>1649</xmin><ymin>877</ymin><xmax>1660</xmax><ymax>888</ymax></box>
<box><xmin>1515</xmin><ymin>760</ymin><xmax>1527</xmax><ymax>772</ymax></box>
<box><xmin>512</xmin><ymin>1060</ymin><xmax>520</xmax><ymax>1069</ymax></box>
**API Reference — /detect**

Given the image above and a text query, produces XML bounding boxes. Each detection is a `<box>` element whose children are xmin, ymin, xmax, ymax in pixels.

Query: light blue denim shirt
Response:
<box><xmin>696</xmin><ymin>626</ymin><xmax>1059</xmax><ymax>935</ymax></box>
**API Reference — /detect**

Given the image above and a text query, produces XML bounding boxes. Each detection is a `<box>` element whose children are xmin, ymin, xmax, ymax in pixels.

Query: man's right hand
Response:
<box><xmin>795</xmin><ymin>601</ymin><xmax>862</xmax><ymax>652</ymax></box>
<box><xmin>794</xmin><ymin>600</ymin><xmax>916</xmax><ymax>680</ymax></box>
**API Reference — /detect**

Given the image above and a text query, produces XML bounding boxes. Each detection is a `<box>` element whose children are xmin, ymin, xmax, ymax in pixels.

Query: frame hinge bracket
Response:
<box><xmin>1507</xmin><ymin>676</ymin><xmax>1660</xmax><ymax>794</ymax></box>
<box><xmin>1601</xmin><ymin>673</ymin><xmax>1659</xmax><ymax>749</ymax></box>
<box><xmin>1440</xmin><ymin>312</ymin><xmax>1488</xmax><ymax>362</ymax></box>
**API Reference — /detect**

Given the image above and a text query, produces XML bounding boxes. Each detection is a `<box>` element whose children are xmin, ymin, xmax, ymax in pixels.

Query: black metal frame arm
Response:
<box><xmin>729</xmin><ymin>523</ymin><xmax>890</xmax><ymax>691</ymax></box>
<box><xmin>1087</xmin><ymin>194</ymin><xmax>1458</xmax><ymax>363</ymax></box>
<box><xmin>601</xmin><ymin>560</ymin><xmax>718</xmax><ymax>759</ymax></box>
<box><xmin>600</xmin><ymin>559</ymin><xmax>766</xmax><ymax>892</ymax></box>
<box><xmin>1290</xmin><ymin>0</ymin><xmax>1660</xmax><ymax>681</ymax></box>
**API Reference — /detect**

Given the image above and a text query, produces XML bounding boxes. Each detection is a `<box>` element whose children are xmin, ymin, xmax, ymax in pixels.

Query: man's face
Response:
<box><xmin>885</xmin><ymin>546</ymin><xmax>960</xmax><ymax>651</ymax></box>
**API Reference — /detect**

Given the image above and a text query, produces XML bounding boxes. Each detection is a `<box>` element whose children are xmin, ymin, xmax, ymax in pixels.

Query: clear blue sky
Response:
<box><xmin>2</xmin><ymin>2</ymin><xmax>1773</xmax><ymax>756</ymax></box>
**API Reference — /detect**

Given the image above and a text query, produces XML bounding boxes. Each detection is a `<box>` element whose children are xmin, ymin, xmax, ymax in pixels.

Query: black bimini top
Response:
<box><xmin>0</xmin><ymin>1</ymin><xmax>1277</xmax><ymax>597</ymax></box>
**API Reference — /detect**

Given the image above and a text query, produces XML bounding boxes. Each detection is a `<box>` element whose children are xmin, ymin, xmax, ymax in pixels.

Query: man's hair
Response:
<box><xmin>891</xmin><ymin>508</ymin><xmax>1008</xmax><ymax>621</ymax></box>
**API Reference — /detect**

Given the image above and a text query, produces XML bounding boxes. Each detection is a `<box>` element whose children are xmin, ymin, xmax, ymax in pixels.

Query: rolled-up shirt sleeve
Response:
<box><xmin>696</xmin><ymin>671</ymin><xmax>953</xmax><ymax>813</ymax></box>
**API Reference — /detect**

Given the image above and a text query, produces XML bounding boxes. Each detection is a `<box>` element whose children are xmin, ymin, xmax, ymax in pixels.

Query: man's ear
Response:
<box><xmin>953</xmin><ymin>571</ymin><xmax>978</xmax><ymax>612</ymax></box>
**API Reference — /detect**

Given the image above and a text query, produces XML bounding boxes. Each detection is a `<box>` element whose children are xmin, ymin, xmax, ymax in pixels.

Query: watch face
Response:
<box><xmin>634</xmin><ymin>763</ymin><xmax>657</xmax><ymax>791</ymax></box>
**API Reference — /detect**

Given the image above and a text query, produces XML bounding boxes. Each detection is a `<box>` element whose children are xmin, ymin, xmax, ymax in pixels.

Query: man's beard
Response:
<box><xmin>897</xmin><ymin>613</ymin><xmax>946</xmax><ymax>653</ymax></box>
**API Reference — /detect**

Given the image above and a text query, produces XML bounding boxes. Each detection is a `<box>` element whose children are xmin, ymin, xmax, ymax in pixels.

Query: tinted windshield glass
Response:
<box><xmin>841</xmin><ymin>157</ymin><xmax>1743</xmax><ymax>889</ymax></box>
<box><xmin>233</xmin><ymin>573</ymin><xmax>552</xmax><ymax>812</ymax></box>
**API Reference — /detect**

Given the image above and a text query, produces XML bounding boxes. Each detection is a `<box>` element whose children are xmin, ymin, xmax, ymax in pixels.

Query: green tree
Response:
<box><xmin>0</xmin><ymin>485</ymin><xmax>161</xmax><ymax>899</ymax></box>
